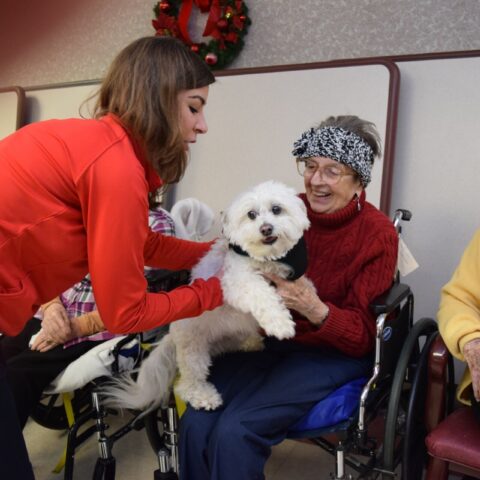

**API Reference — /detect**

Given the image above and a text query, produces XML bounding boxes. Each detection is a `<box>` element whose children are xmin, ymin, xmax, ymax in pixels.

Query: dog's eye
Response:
<box><xmin>271</xmin><ymin>205</ymin><xmax>282</xmax><ymax>215</ymax></box>
<box><xmin>247</xmin><ymin>211</ymin><xmax>257</xmax><ymax>220</ymax></box>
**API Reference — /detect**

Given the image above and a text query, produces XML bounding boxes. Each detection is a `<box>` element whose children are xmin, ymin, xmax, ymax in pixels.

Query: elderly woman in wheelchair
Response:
<box><xmin>177</xmin><ymin>115</ymin><xmax>409</xmax><ymax>480</ymax></box>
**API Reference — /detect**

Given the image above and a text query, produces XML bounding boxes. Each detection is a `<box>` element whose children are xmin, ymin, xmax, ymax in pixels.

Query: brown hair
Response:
<box><xmin>93</xmin><ymin>36</ymin><xmax>215</xmax><ymax>184</ymax></box>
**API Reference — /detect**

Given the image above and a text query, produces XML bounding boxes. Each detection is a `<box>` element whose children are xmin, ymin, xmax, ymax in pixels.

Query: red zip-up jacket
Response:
<box><xmin>0</xmin><ymin>114</ymin><xmax>222</xmax><ymax>336</ymax></box>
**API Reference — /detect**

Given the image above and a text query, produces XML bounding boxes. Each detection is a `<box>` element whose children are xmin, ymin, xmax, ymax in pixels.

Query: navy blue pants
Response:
<box><xmin>0</xmin><ymin>349</ymin><xmax>35</xmax><ymax>480</ymax></box>
<box><xmin>179</xmin><ymin>339</ymin><xmax>371</xmax><ymax>480</ymax></box>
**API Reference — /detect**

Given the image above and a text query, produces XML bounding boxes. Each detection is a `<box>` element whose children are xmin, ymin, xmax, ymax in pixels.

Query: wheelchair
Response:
<box><xmin>139</xmin><ymin>208</ymin><xmax>440</xmax><ymax>480</ymax></box>
<box><xmin>29</xmin><ymin>269</ymin><xmax>190</xmax><ymax>480</ymax></box>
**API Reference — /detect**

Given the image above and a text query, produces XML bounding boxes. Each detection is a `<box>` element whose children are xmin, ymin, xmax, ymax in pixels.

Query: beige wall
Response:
<box><xmin>1</xmin><ymin>0</ymin><xmax>480</xmax><ymax>88</ymax></box>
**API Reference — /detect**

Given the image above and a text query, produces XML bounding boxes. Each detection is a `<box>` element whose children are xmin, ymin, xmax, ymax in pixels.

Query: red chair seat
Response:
<box><xmin>426</xmin><ymin>406</ymin><xmax>480</xmax><ymax>470</ymax></box>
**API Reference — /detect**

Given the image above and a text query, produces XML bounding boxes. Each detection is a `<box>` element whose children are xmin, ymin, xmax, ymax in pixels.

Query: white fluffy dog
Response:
<box><xmin>105</xmin><ymin>181</ymin><xmax>310</xmax><ymax>412</ymax></box>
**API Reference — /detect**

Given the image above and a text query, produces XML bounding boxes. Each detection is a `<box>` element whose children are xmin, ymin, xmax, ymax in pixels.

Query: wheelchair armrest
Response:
<box><xmin>369</xmin><ymin>283</ymin><xmax>411</xmax><ymax>316</ymax></box>
<box><xmin>425</xmin><ymin>332</ymin><xmax>455</xmax><ymax>433</ymax></box>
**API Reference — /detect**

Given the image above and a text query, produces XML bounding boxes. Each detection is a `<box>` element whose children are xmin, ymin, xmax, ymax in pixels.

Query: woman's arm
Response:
<box><xmin>31</xmin><ymin>311</ymin><xmax>105</xmax><ymax>352</ymax></box>
<box><xmin>77</xmin><ymin>149</ymin><xmax>222</xmax><ymax>334</ymax></box>
<box><xmin>70</xmin><ymin>311</ymin><xmax>105</xmax><ymax>338</ymax></box>
<box><xmin>144</xmin><ymin>231</ymin><xmax>213</xmax><ymax>271</ymax></box>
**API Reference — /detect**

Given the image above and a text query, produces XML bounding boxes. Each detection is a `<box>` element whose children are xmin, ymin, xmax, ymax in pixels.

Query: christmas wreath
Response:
<box><xmin>152</xmin><ymin>0</ymin><xmax>251</xmax><ymax>69</ymax></box>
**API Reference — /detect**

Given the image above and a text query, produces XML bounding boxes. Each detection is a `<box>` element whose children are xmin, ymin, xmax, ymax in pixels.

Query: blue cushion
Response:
<box><xmin>290</xmin><ymin>377</ymin><xmax>368</xmax><ymax>432</ymax></box>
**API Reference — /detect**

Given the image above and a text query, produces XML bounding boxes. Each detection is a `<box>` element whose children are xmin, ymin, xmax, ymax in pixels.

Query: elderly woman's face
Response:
<box><xmin>303</xmin><ymin>156</ymin><xmax>362</xmax><ymax>214</ymax></box>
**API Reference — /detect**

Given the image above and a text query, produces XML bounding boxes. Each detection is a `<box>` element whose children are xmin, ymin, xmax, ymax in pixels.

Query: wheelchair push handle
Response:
<box><xmin>392</xmin><ymin>208</ymin><xmax>412</xmax><ymax>229</ymax></box>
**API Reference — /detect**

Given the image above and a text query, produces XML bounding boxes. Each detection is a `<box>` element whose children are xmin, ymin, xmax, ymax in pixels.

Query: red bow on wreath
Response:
<box><xmin>178</xmin><ymin>0</ymin><xmax>221</xmax><ymax>44</ymax></box>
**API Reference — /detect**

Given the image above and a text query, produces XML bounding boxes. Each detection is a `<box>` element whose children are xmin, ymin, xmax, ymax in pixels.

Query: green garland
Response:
<box><xmin>152</xmin><ymin>0</ymin><xmax>251</xmax><ymax>70</ymax></box>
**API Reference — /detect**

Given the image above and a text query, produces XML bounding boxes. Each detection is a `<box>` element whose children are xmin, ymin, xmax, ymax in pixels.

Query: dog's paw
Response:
<box><xmin>261</xmin><ymin>318</ymin><xmax>296</xmax><ymax>340</ymax></box>
<box><xmin>176</xmin><ymin>381</ymin><xmax>223</xmax><ymax>411</ymax></box>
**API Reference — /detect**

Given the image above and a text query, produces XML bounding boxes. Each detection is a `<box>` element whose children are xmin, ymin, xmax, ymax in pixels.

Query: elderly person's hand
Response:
<box><xmin>264</xmin><ymin>274</ymin><xmax>329</xmax><ymax>327</ymax></box>
<box><xmin>40</xmin><ymin>298</ymin><xmax>73</xmax><ymax>344</ymax></box>
<box><xmin>30</xmin><ymin>329</ymin><xmax>61</xmax><ymax>352</ymax></box>
<box><xmin>463</xmin><ymin>338</ymin><xmax>480</xmax><ymax>401</ymax></box>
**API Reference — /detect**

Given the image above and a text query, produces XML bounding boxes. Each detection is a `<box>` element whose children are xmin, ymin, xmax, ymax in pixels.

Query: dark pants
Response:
<box><xmin>0</xmin><ymin>349</ymin><xmax>35</xmax><ymax>480</ymax></box>
<box><xmin>471</xmin><ymin>393</ymin><xmax>480</xmax><ymax>424</ymax></box>
<box><xmin>179</xmin><ymin>339</ymin><xmax>372</xmax><ymax>480</ymax></box>
<box><xmin>1</xmin><ymin>317</ymin><xmax>99</xmax><ymax>428</ymax></box>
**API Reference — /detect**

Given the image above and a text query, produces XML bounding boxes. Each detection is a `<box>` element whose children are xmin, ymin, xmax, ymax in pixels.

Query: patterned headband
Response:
<box><xmin>292</xmin><ymin>126</ymin><xmax>375</xmax><ymax>187</ymax></box>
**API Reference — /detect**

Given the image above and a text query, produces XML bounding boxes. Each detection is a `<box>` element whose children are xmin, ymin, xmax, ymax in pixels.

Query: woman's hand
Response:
<box><xmin>30</xmin><ymin>329</ymin><xmax>61</xmax><ymax>352</ymax></box>
<box><xmin>264</xmin><ymin>274</ymin><xmax>329</xmax><ymax>326</ymax></box>
<box><xmin>463</xmin><ymin>338</ymin><xmax>480</xmax><ymax>401</ymax></box>
<box><xmin>41</xmin><ymin>300</ymin><xmax>73</xmax><ymax>344</ymax></box>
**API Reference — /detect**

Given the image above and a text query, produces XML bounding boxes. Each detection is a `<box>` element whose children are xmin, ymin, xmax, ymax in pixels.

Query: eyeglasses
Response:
<box><xmin>296</xmin><ymin>159</ymin><xmax>354</xmax><ymax>185</ymax></box>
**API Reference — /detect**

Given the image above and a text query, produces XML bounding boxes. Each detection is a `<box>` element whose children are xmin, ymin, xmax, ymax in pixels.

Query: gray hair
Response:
<box><xmin>319</xmin><ymin>116</ymin><xmax>381</xmax><ymax>159</ymax></box>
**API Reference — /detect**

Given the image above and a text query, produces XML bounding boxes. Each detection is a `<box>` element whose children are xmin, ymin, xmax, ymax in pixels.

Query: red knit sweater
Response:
<box><xmin>293</xmin><ymin>191</ymin><xmax>398</xmax><ymax>357</ymax></box>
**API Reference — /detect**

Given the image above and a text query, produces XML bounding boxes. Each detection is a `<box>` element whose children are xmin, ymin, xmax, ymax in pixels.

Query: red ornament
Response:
<box><xmin>217</xmin><ymin>19</ymin><xmax>228</xmax><ymax>31</ymax></box>
<box><xmin>225</xmin><ymin>32</ymin><xmax>238</xmax><ymax>43</ymax></box>
<box><xmin>159</xmin><ymin>1</ymin><xmax>171</xmax><ymax>11</ymax></box>
<box><xmin>205</xmin><ymin>52</ymin><xmax>218</xmax><ymax>65</ymax></box>
<box><xmin>190</xmin><ymin>44</ymin><xmax>200</xmax><ymax>53</ymax></box>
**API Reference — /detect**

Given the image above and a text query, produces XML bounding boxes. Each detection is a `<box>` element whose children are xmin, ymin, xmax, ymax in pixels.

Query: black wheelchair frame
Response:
<box><xmin>29</xmin><ymin>270</ymin><xmax>190</xmax><ymax>480</ymax></box>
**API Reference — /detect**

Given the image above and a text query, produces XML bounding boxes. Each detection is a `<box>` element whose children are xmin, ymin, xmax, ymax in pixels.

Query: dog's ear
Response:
<box><xmin>220</xmin><ymin>209</ymin><xmax>228</xmax><ymax>235</ymax></box>
<box><xmin>220</xmin><ymin>209</ymin><xmax>228</xmax><ymax>225</ymax></box>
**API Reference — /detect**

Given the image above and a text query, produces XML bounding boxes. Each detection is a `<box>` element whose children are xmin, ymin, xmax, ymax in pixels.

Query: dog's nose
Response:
<box><xmin>260</xmin><ymin>223</ymin><xmax>273</xmax><ymax>237</ymax></box>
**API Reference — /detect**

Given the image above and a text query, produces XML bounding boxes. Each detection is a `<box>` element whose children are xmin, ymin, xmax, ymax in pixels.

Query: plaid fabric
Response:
<box><xmin>62</xmin><ymin>208</ymin><xmax>176</xmax><ymax>348</ymax></box>
<box><xmin>61</xmin><ymin>275</ymin><xmax>96</xmax><ymax>318</ymax></box>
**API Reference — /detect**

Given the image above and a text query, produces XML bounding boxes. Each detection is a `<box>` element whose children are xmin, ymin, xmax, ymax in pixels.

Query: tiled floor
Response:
<box><xmin>24</xmin><ymin>411</ymin><xmax>344</xmax><ymax>480</ymax></box>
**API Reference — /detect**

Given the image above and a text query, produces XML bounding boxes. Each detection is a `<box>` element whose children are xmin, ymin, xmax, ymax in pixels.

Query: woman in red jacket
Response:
<box><xmin>179</xmin><ymin>116</ymin><xmax>399</xmax><ymax>480</ymax></box>
<box><xmin>0</xmin><ymin>36</ymin><xmax>221</xmax><ymax>479</ymax></box>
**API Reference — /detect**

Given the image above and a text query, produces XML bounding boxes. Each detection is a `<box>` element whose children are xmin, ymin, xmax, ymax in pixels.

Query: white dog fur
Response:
<box><xmin>104</xmin><ymin>181</ymin><xmax>310</xmax><ymax>412</ymax></box>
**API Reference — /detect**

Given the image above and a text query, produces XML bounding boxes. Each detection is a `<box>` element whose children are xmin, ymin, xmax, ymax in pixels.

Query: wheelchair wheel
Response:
<box><xmin>30</xmin><ymin>384</ymin><xmax>93</xmax><ymax>430</ymax></box>
<box><xmin>382</xmin><ymin>317</ymin><xmax>438</xmax><ymax>479</ymax></box>
<box><xmin>401</xmin><ymin>328</ymin><xmax>437</xmax><ymax>479</ymax></box>
<box><xmin>144</xmin><ymin>407</ymin><xmax>165</xmax><ymax>453</ymax></box>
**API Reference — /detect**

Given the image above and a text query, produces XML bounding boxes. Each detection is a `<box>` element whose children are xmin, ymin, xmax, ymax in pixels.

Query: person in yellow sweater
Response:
<box><xmin>437</xmin><ymin>229</ymin><xmax>480</xmax><ymax>420</ymax></box>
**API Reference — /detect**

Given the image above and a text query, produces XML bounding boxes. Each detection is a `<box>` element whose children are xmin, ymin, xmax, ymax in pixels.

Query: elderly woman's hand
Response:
<box><xmin>263</xmin><ymin>274</ymin><xmax>329</xmax><ymax>327</ymax></box>
<box><xmin>463</xmin><ymin>338</ymin><xmax>480</xmax><ymax>401</ymax></box>
<box><xmin>41</xmin><ymin>299</ymin><xmax>73</xmax><ymax>344</ymax></box>
<box><xmin>30</xmin><ymin>329</ymin><xmax>61</xmax><ymax>352</ymax></box>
